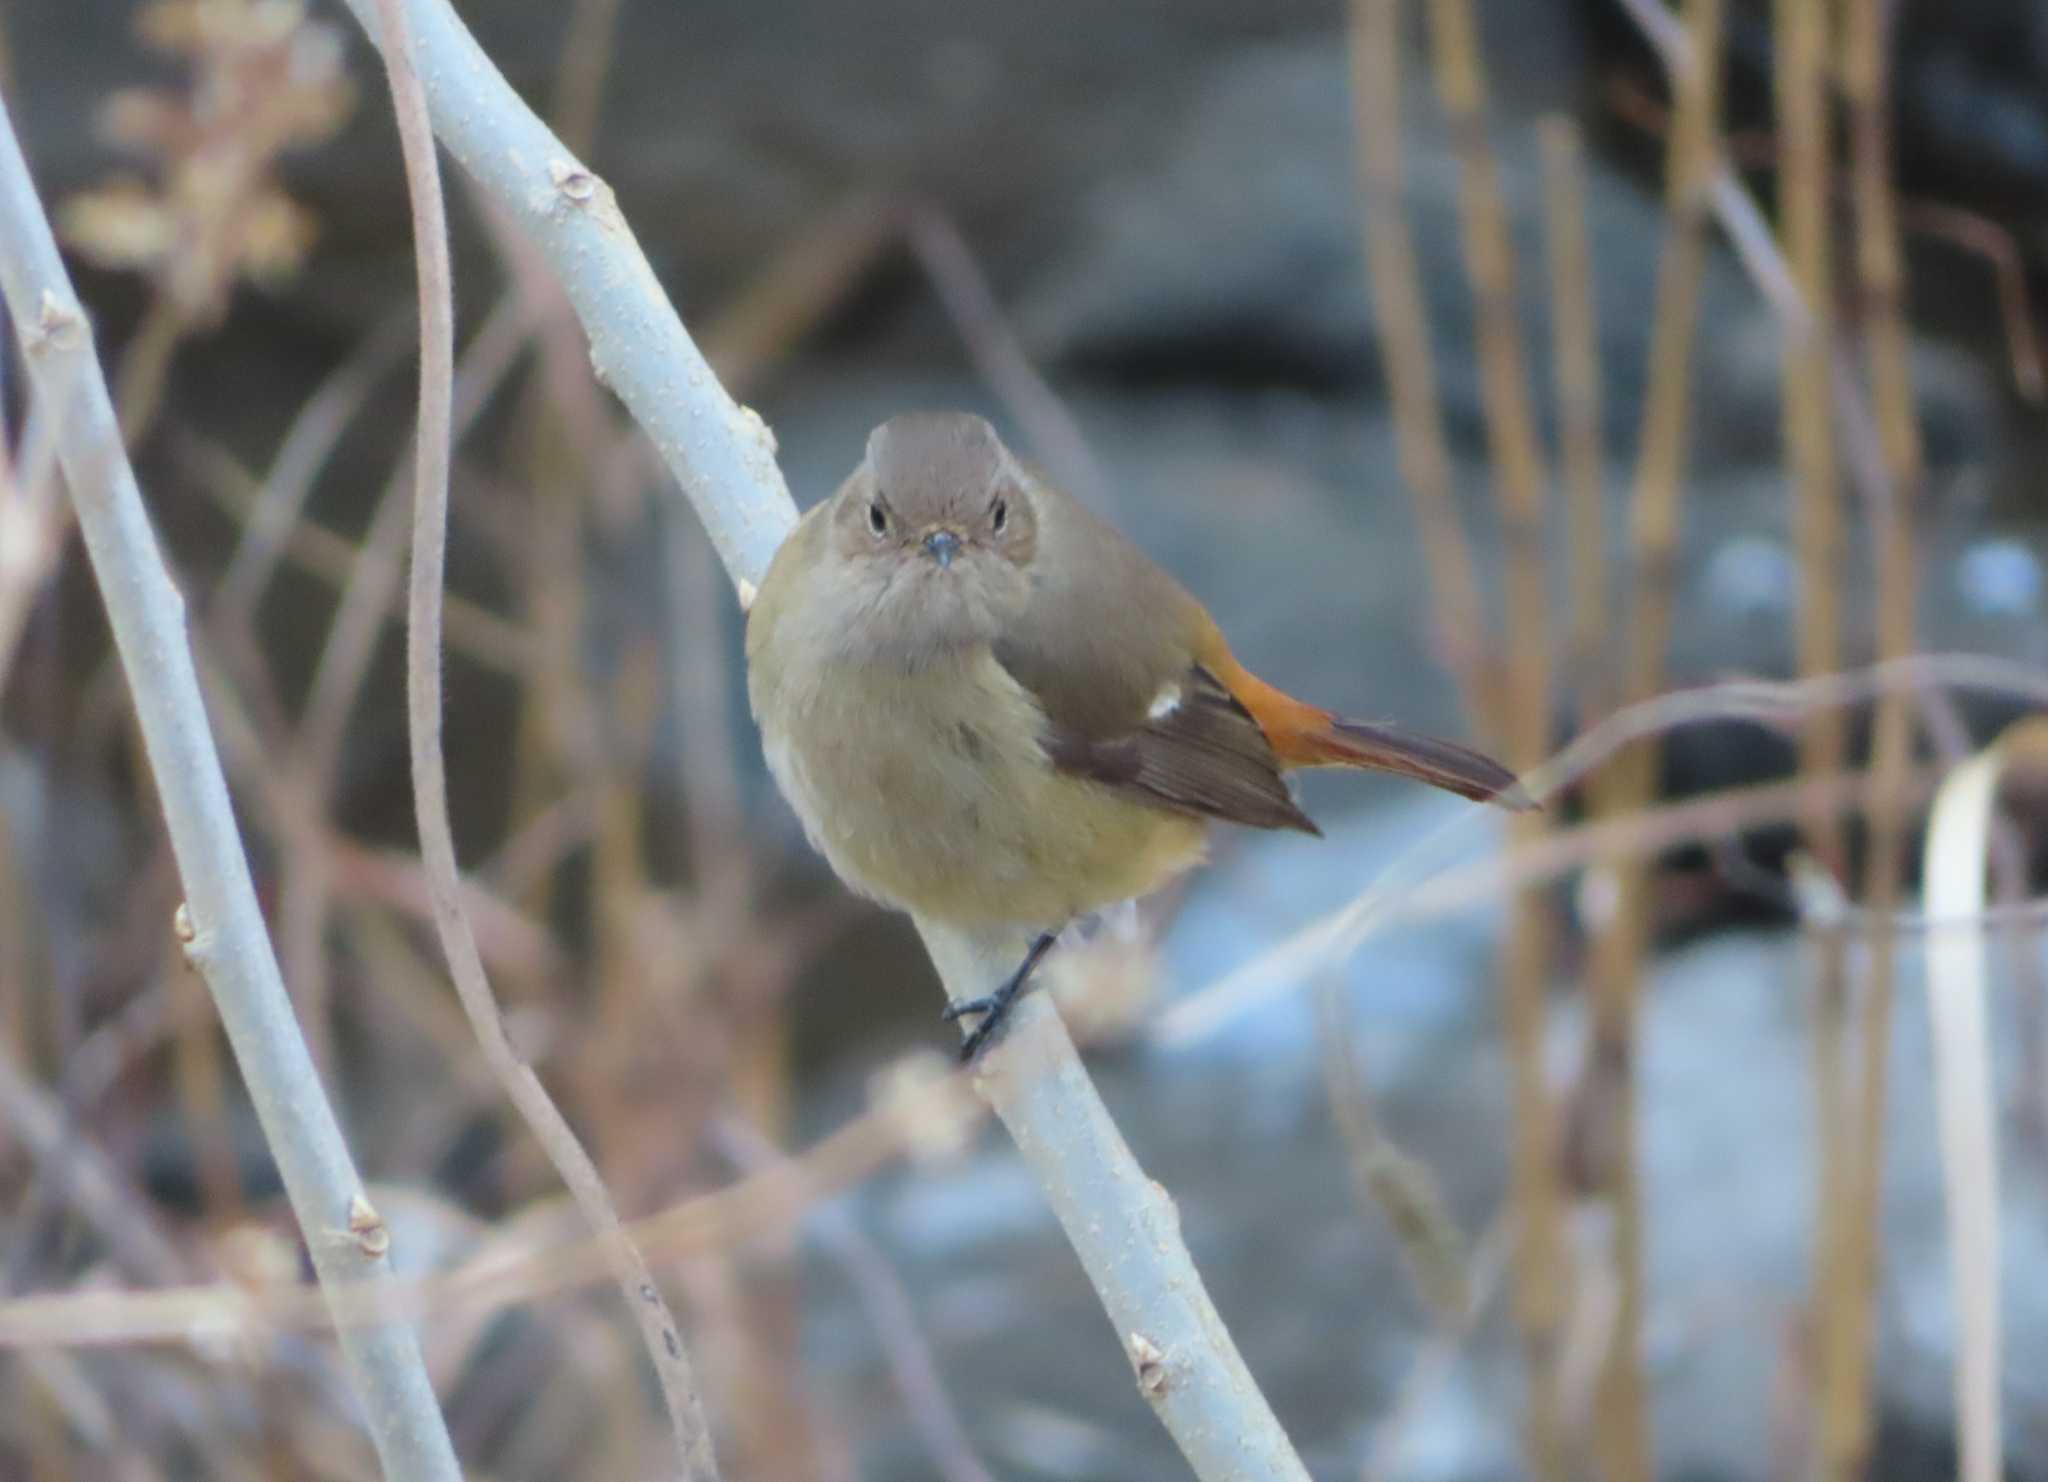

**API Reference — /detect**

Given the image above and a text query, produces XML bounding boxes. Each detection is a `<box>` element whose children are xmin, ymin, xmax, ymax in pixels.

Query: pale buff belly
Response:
<box><xmin>759</xmin><ymin>650</ymin><xmax>1208</xmax><ymax>929</ymax></box>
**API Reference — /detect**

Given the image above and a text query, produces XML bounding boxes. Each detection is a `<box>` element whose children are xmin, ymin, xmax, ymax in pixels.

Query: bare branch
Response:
<box><xmin>0</xmin><ymin>93</ymin><xmax>462</xmax><ymax>1482</ymax></box>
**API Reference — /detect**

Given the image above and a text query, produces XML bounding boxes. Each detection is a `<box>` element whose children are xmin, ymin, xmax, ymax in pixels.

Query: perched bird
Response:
<box><xmin>746</xmin><ymin>412</ymin><xmax>1526</xmax><ymax>1059</ymax></box>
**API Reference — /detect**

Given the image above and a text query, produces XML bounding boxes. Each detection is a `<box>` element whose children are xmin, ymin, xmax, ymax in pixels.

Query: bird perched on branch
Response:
<box><xmin>746</xmin><ymin>412</ymin><xmax>1528</xmax><ymax>1059</ymax></box>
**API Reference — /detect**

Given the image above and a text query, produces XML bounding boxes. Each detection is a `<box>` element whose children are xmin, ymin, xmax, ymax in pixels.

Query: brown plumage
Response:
<box><xmin>745</xmin><ymin>411</ymin><xmax>1527</xmax><ymax>1055</ymax></box>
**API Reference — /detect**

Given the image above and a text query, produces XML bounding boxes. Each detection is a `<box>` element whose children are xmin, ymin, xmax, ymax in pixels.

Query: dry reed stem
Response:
<box><xmin>1824</xmin><ymin>4</ymin><xmax>1927</xmax><ymax>1474</ymax></box>
<box><xmin>665</xmin><ymin>507</ymin><xmax>750</xmax><ymax>895</ymax></box>
<box><xmin>1538</xmin><ymin>119</ymin><xmax>1609</xmax><ymax>719</ymax></box>
<box><xmin>1421</xmin><ymin>2</ymin><xmax>1571</xmax><ymax>1470</ymax></box>
<box><xmin>1772</xmin><ymin>0</ymin><xmax>1857</xmax><ymax>1467</ymax></box>
<box><xmin>1774</xmin><ymin>0</ymin><xmax>1845</xmax><ymax>866</ymax></box>
<box><xmin>1348</xmin><ymin>0</ymin><xmax>1492</xmax><ymax>733</ymax></box>
<box><xmin>1611</xmin><ymin>0</ymin><xmax>1721</xmax><ymax>723</ymax></box>
<box><xmin>1582</xmin><ymin>0</ymin><xmax>1726</xmax><ymax>1472</ymax></box>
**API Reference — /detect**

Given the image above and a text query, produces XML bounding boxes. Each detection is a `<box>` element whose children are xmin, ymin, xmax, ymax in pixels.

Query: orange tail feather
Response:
<box><xmin>1210</xmin><ymin>653</ymin><xmax>1533</xmax><ymax>810</ymax></box>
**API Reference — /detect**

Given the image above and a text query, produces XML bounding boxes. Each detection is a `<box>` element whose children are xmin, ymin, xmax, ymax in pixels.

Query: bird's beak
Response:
<box><xmin>922</xmin><ymin>529</ymin><xmax>961</xmax><ymax>569</ymax></box>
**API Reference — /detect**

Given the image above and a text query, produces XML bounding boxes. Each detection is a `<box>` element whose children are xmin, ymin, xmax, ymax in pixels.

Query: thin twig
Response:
<box><xmin>0</xmin><ymin>1045</ymin><xmax>189</xmax><ymax>1285</ymax></box>
<box><xmin>111</xmin><ymin>297</ymin><xmax>186</xmax><ymax>447</ymax></box>
<box><xmin>702</xmin><ymin>193</ymin><xmax>902</xmax><ymax>399</ymax></box>
<box><xmin>212</xmin><ymin>314</ymin><xmax>414</xmax><ymax>628</ymax></box>
<box><xmin>1317</xmin><ymin>986</ymin><xmax>1470</xmax><ymax>1323</ymax></box>
<box><xmin>1363</xmin><ymin>1214</ymin><xmax>1511</xmax><ymax>1482</ymax></box>
<box><xmin>367</xmin><ymin>0</ymin><xmax>720</xmax><ymax>1474</ymax></box>
<box><xmin>179</xmin><ymin>430</ymin><xmax>534</xmax><ymax>675</ymax></box>
<box><xmin>713</xmin><ymin>1117</ymin><xmax>999</xmax><ymax>1482</ymax></box>
<box><xmin>0</xmin><ymin>91</ymin><xmax>463</xmax><ymax>1482</ymax></box>
<box><xmin>905</xmin><ymin>204</ymin><xmax>1115</xmax><ymax>513</ymax></box>
<box><xmin>1895</xmin><ymin>200</ymin><xmax>2045</xmax><ymax>403</ymax></box>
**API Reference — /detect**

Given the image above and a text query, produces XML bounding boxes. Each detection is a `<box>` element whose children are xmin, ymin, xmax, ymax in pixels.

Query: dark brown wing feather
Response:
<box><xmin>1031</xmin><ymin>664</ymin><xmax>1319</xmax><ymax>834</ymax></box>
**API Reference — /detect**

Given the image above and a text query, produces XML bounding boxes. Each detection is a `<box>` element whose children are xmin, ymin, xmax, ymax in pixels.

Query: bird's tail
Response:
<box><xmin>1285</xmin><ymin>715</ymin><xmax>1533</xmax><ymax>809</ymax></box>
<box><xmin>1211</xmin><ymin>653</ymin><xmax>1532</xmax><ymax>809</ymax></box>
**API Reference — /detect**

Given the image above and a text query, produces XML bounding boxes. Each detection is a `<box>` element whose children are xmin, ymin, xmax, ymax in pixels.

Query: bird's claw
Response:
<box><xmin>943</xmin><ymin>931</ymin><xmax>1059</xmax><ymax>1063</ymax></box>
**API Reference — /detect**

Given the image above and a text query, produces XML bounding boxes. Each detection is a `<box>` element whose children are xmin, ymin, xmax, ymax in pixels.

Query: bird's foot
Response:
<box><xmin>941</xmin><ymin>931</ymin><xmax>1059</xmax><ymax>1062</ymax></box>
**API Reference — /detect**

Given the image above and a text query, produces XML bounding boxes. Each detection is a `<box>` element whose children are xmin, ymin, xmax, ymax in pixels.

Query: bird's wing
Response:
<box><xmin>1030</xmin><ymin>662</ymin><xmax>1320</xmax><ymax>834</ymax></box>
<box><xmin>992</xmin><ymin>476</ymin><xmax>1317</xmax><ymax>835</ymax></box>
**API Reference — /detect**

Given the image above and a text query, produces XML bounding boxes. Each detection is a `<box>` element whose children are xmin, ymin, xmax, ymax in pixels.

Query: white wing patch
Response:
<box><xmin>1147</xmin><ymin>683</ymin><xmax>1183</xmax><ymax>721</ymax></box>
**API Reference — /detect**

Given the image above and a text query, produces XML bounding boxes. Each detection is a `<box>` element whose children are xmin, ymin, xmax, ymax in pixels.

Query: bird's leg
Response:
<box><xmin>941</xmin><ymin>931</ymin><xmax>1060</xmax><ymax>1062</ymax></box>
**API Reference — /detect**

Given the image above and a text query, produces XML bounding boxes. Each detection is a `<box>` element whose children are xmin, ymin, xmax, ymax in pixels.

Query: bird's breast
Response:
<box><xmin>755</xmin><ymin>646</ymin><xmax>1205</xmax><ymax>928</ymax></box>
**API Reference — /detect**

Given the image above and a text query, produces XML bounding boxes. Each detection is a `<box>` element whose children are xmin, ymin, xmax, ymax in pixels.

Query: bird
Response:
<box><xmin>745</xmin><ymin>412</ymin><xmax>1527</xmax><ymax>1060</ymax></box>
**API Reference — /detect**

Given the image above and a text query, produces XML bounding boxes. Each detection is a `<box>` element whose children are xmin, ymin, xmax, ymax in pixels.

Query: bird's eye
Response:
<box><xmin>991</xmin><ymin>498</ymin><xmax>1008</xmax><ymax>533</ymax></box>
<box><xmin>868</xmin><ymin>501</ymin><xmax>888</xmax><ymax>536</ymax></box>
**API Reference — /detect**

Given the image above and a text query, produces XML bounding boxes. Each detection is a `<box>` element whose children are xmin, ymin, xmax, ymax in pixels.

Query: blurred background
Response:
<box><xmin>2</xmin><ymin>0</ymin><xmax>2047</xmax><ymax>1478</ymax></box>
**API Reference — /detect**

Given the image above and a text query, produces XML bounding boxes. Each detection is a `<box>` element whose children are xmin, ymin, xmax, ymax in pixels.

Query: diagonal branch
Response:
<box><xmin>337</xmin><ymin>0</ymin><xmax>1311</xmax><ymax>1474</ymax></box>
